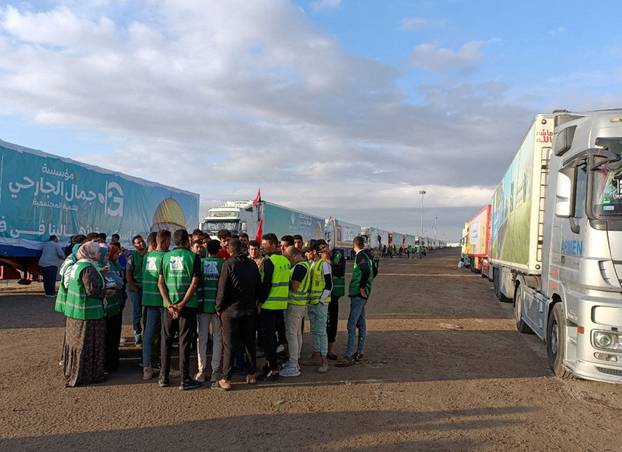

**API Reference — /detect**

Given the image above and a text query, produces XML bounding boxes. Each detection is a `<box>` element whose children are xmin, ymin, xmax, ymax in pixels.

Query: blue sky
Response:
<box><xmin>0</xmin><ymin>0</ymin><xmax>621</xmax><ymax>240</ymax></box>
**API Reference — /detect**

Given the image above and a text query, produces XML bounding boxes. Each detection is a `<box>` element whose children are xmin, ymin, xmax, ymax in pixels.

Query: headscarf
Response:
<box><xmin>76</xmin><ymin>241</ymin><xmax>101</xmax><ymax>263</ymax></box>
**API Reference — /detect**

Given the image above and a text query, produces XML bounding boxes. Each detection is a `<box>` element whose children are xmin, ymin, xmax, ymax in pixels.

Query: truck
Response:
<box><xmin>361</xmin><ymin>226</ymin><xmax>389</xmax><ymax>252</ymax></box>
<box><xmin>489</xmin><ymin>110</ymin><xmax>622</xmax><ymax>383</ymax></box>
<box><xmin>325</xmin><ymin>218</ymin><xmax>361</xmax><ymax>259</ymax></box>
<box><xmin>463</xmin><ymin>205</ymin><xmax>492</xmax><ymax>273</ymax></box>
<box><xmin>0</xmin><ymin>139</ymin><xmax>200</xmax><ymax>281</ymax></box>
<box><xmin>201</xmin><ymin>200</ymin><xmax>325</xmax><ymax>242</ymax></box>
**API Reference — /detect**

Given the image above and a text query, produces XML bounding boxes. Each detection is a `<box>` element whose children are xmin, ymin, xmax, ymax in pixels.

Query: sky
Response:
<box><xmin>1</xmin><ymin>0</ymin><xmax>621</xmax><ymax>241</ymax></box>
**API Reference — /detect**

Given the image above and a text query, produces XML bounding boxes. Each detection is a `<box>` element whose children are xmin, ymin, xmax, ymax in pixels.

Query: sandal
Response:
<box><xmin>215</xmin><ymin>379</ymin><xmax>231</xmax><ymax>391</ymax></box>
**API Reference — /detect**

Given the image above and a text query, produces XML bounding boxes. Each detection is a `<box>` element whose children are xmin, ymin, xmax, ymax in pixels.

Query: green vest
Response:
<box><xmin>348</xmin><ymin>251</ymin><xmax>374</xmax><ymax>298</ymax></box>
<box><xmin>309</xmin><ymin>258</ymin><xmax>330</xmax><ymax>304</ymax></box>
<box><xmin>162</xmin><ymin>248</ymin><xmax>198</xmax><ymax>308</ymax></box>
<box><xmin>142</xmin><ymin>250</ymin><xmax>166</xmax><ymax>307</ymax></box>
<box><xmin>198</xmin><ymin>257</ymin><xmax>224</xmax><ymax>313</ymax></box>
<box><xmin>331</xmin><ymin>253</ymin><xmax>345</xmax><ymax>297</ymax></box>
<box><xmin>129</xmin><ymin>250</ymin><xmax>146</xmax><ymax>288</ymax></box>
<box><xmin>263</xmin><ymin>254</ymin><xmax>290</xmax><ymax>310</ymax></box>
<box><xmin>288</xmin><ymin>261</ymin><xmax>311</xmax><ymax>306</ymax></box>
<box><xmin>64</xmin><ymin>261</ymin><xmax>105</xmax><ymax>320</ymax></box>
<box><xmin>104</xmin><ymin>260</ymin><xmax>123</xmax><ymax>317</ymax></box>
<box><xmin>55</xmin><ymin>256</ymin><xmax>76</xmax><ymax>314</ymax></box>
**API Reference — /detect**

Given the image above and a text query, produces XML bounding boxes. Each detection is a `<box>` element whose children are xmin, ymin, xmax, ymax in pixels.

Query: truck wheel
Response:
<box><xmin>513</xmin><ymin>284</ymin><xmax>532</xmax><ymax>334</ymax></box>
<box><xmin>546</xmin><ymin>303</ymin><xmax>573</xmax><ymax>379</ymax></box>
<box><xmin>493</xmin><ymin>269</ymin><xmax>508</xmax><ymax>302</ymax></box>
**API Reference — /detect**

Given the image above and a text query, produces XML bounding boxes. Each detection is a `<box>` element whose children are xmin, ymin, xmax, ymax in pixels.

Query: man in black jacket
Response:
<box><xmin>215</xmin><ymin>239</ymin><xmax>262</xmax><ymax>390</ymax></box>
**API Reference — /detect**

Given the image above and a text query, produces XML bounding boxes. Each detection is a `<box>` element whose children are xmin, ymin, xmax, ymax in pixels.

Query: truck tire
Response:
<box><xmin>546</xmin><ymin>303</ymin><xmax>573</xmax><ymax>379</ymax></box>
<box><xmin>513</xmin><ymin>284</ymin><xmax>532</xmax><ymax>334</ymax></box>
<box><xmin>493</xmin><ymin>268</ymin><xmax>509</xmax><ymax>303</ymax></box>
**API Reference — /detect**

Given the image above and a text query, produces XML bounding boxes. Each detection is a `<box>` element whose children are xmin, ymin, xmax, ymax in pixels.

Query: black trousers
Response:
<box><xmin>105</xmin><ymin>312</ymin><xmax>123</xmax><ymax>372</ymax></box>
<box><xmin>161</xmin><ymin>307</ymin><xmax>198</xmax><ymax>381</ymax></box>
<box><xmin>260</xmin><ymin>309</ymin><xmax>284</xmax><ymax>371</ymax></box>
<box><xmin>327</xmin><ymin>296</ymin><xmax>340</xmax><ymax>343</ymax></box>
<box><xmin>221</xmin><ymin>313</ymin><xmax>257</xmax><ymax>380</ymax></box>
<box><xmin>41</xmin><ymin>266</ymin><xmax>58</xmax><ymax>296</ymax></box>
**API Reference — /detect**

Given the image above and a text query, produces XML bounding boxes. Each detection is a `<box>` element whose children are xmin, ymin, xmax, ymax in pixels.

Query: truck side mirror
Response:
<box><xmin>555</xmin><ymin>170</ymin><xmax>573</xmax><ymax>217</ymax></box>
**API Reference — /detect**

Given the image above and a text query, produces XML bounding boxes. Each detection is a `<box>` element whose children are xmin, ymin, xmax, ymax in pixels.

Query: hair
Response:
<box><xmin>49</xmin><ymin>235</ymin><xmax>58</xmax><ymax>241</ymax></box>
<box><xmin>239</xmin><ymin>232</ymin><xmax>249</xmax><ymax>240</ymax></box>
<box><xmin>206</xmin><ymin>239</ymin><xmax>221</xmax><ymax>255</ymax></box>
<box><xmin>317</xmin><ymin>239</ymin><xmax>327</xmax><ymax>246</ymax></box>
<box><xmin>191</xmin><ymin>229</ymin><xmax>203</xmax><ymax>242</ymax></box>
<box><xmin>86</xmin><ymin>232</ymin><xmax>100</xmax><ymax>241</ymax></box>
<box><xmin>108</xmin><ymin>242</ymin><xmax>121</xmax><ymax>251</ymax></box>
<box><xmin>231</xmin><ymin>233</ymin><xmax>240</xmax><ymax>239</ymax></box>
<box><xmin>156</xmin><ymin>230</ymin><xmax>171</xmax><ymax>246</ymax></box>
<box><xmin>98</xmin><ymin>232</ymin><xmax>107</xmax><ymax>242</ymax></box>
<box><xmin>280</xmin><ymin>235</ymin><xmax>294</xmax><ymax>246</ymax></box>
<box><xmin>228</xmin><ymin>238</ymin><xmax>243</xmax><ymax>255</ymax></box>
<box><xmin>262</xmin><ymin>233</ymin><xmax>278</xmax><ymax>246</ymax></box>
<box><xmin>217</xmin><ymin>229</ymin><xmax>232</xmax><ymax>240</ymax></box>
<box><xmin>307</xmin><ymin>239</ymin><xmax>319</xmax><ymax>252</ymax></box>
<box><xmin>131</xmin><ymin>234</ymin><xmax>143</xmax><ymax>244</ymax></box>
<box><xmin>74</xmin><ymin>234</ymin><xmax>86</xmax><ymax>244</ymax></box>
<box><xmin>146</xmin><ymin>231</ymin><xmax>157</xmax><ymax>248</ymax></box>
<box><xmin>173</xmin><ymin>229</ymin><xmax>189</xmax><ymax>247</ymax></box>
<box><xmin>111</xmin><ymin>233</ymin><xmax>120</xmax><ymax>241</ymax></box>
<box><xmin>353</xmin><ymin>236</ymin><xmax>365</xmax><ymax>249</ymax></box>
<box><xmin>248</xmin><ymin>240</ymin><xmax>260</xmax><ymax>248</ymax></box>
<box><xmin>286</xmin><ymin>245</ymin><xmax>300</xmax><ymax>258</ymax></box>
<box><xmin>293</xmin><ymin>234</ymin><xmax>303</xmax><ymax>241</ymax></box>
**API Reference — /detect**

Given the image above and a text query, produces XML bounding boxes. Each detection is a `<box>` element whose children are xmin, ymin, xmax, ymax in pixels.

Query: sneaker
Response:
<box><xmin>353</xmin><ymin>352</ymin><xmax>364</xmax><ymax>362</ymax></box>
<box><xmin>143</xmin><ymin>367</ymin><xmax>156</xmax><ymax>380</ymax></box>
<box><xmin>158</xmin><ymin>376</ymin><xmax>170</xmax><ymax>388</ymax></box>
<box><xmin>317</xmin><ymin>363</ymin><xmax>329</xmax><ymax>374</ymax></box>
<box><xmin>336</xmin><ymin>356</ymin><xmax>354</xmax><ymax>368</ymax></box>
<box><xmin>279</xmin><ymin>365</ymin><xmax>301</xmax><ymax>378</ymax></box>
<box><xmin>119</xmin><ymin>337</ymin><xmax>127</xmax><ymax>346</ymax></box>
<box><xmin>260</xmin><ymin>370</ymin><xmax>281</xmax><ymax>382</ymax></box>
<box><xmin>276</xmin><ymin>344</ymin><xmax>285</xmax><ymax>354</ymax></box>
<box><xmin>194</xmin><ymin>371</ymin><xmax>206</xmax><ymax>383</ymax></box>
<box><xmin>179</xmin><ymin>379</ymin><xmax>202</xmax><ymax>391</ymax></box>
<box><xmin>134</xmin><ymin>334</ymin><xmax>142</xmax><ymax>346</ymax></box>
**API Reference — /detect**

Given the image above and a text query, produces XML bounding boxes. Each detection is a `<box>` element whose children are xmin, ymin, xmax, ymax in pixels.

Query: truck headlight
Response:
<box><xmin>592</xmin><ymin>330</ymin><xmax>622</xmax><ymax>351</ymax></box>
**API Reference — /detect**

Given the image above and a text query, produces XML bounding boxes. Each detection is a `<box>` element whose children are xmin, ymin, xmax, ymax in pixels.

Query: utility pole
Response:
<box><xmin>419</xmin><ymin>190</ymin><xmax>426</xmax><ymax>245</ymax></box>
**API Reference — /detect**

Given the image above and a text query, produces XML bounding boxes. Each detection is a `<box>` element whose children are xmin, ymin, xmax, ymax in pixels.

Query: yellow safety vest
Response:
<box><xmin>263</xmin><ymin>254</ymin><xmax>291</xmax><ymax>310</ymax></box>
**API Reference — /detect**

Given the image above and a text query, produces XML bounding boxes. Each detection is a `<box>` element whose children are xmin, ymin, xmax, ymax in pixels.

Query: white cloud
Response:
<box><xmin>399</xmin><ymin>16</ymin><xmax>443</xmax><ymax>32</ymax></box>
<box><xmin>410</xmin><ymin>40</ymin><xmax>484</xmax><ymax>70</ymax></box>
<box><xmin>0</xmin><ymin>1</ymin><xmax>535</xmax><ymax>240</ymax></box>
<box><xmin>310</xmin><ymin>0</ymin><xmax>341</xmax><ymax>11</ymax></box>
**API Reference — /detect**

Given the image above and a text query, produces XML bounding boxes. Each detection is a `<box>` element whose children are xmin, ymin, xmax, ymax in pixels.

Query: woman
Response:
<box><xmin>104</xmin><ymin>242</ymin><xmax>125</xmax><ymax>372</ymax></box>
<box><xmin>62</xmin><ymin>241</ymin><xmax>109</xmax><ymax>387</ymax></box>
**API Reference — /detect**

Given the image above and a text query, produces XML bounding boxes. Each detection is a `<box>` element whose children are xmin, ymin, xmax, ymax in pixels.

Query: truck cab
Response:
<box><xmin>201</xmin><ymin>201</ymin><xmax>257</xmax><ymax>239</ymax></box>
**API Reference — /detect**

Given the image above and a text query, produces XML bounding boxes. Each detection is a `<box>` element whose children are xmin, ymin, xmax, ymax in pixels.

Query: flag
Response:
<box><xmin>252</xmin><ymin>188</ymin><xmax>261</xmax><ymax>206</ymax></box>
<box><xmin>255</xmin><ymin>218</ymin><xmax>263</xmax><ymax>243</ymax></box>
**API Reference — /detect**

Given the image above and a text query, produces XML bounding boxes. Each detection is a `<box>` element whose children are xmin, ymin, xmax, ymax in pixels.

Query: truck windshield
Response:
<box><xmin>202</xmin><ymin>221</ymin><xmax>239</xmax><ymax>232</ymax></box>
<box><xmin>591</xmin><ymin>154</ymin><xmax>622</xmax><ymax>216</ymax></box>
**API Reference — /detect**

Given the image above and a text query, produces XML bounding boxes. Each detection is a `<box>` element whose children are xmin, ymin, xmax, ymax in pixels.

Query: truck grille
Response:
<box><xmin>596</xmin><ymin>366</ymin><xmax>622</xmax><ymax>377</ymax></box>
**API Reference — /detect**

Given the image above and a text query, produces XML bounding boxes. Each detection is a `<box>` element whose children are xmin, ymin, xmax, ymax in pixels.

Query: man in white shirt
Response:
<box><xmin>38</xmin><ymin>235</ymin><xmax>66</xmax><ymax>297</ymax></box>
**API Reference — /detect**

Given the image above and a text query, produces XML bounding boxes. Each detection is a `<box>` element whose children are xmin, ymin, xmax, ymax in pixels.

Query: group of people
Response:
<box><xmin>53</xmin><ymin>227</ymin><xmax>377</xmax><ymax>390</ymax></box>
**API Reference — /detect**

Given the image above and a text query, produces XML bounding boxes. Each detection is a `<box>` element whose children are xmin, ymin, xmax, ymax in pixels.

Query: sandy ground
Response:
<box><xmin>1</xmin><ymin>249</ymin><xmax>621</xmax><ymax>451</ymax></box>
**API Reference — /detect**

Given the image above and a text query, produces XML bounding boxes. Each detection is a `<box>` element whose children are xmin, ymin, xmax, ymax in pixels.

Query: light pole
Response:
<box><xmin>419</xmin><ymin>190</ymin><xmax>426</xmax><ymax>245</ymax></box>
<box><xmin>434</xmin><ymin>215</ymin><xmax>438</xmax><ymax>246</ymax></box>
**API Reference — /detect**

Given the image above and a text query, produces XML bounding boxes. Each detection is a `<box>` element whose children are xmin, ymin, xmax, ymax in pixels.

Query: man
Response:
<box><xmin>39</xmin><ymin>235</ymin><xmax>66</xmax><ymax>297</ymax></box>
<box><xmin>258</xmin><ymin>233</ymin><xmax>291</xmax><ymax>381</ymax></box>
<box><xmin>215</xmin><ymin>239</ymin><xmax>262</xmax><ymax>390</ymax></box>
<box><xmin>141</xmin><ymin>230</ymin><xmax>170</xmax><ymax>380</ymax></box>
<box><xmin>327</xmin><ymin>247</ymin><xmax>345</xmax><ymax>360</ymax></box>
<box><xmin>146</xmin><ymin>232</ymin><xmax>157</xmax><ymax>253</ymax></box>
<box><xmin>280</xmin><ymin>235</ymin><xmax>294</xmax><ymax>255</ymax></box>
<box><xmin>217</xmin><ymin>229</ymin><xmax>232</xmax><ymax>259</ymax></box>
<box><xmin>248</xmin><ymin>240</ymin><xmax>264</xmax><ymax>273</ymax></box>
<box><xmin>306</xmin><ymin>241</ymin><xmax>332</xmax><ymax>373</ymax></box>
<box><xmin>126</xmin><ymin>235</ymin><xmax>147</xmax><ymax>345</ymax></box>
<box><xmin>195</xmin><ymin>239</ymin><xmax>224</xmax><ymax>385</ymax></box>
<box><xmin>338</xmin><ymin>236</ymin><xmax>374</xmax><ymax>367</ymax></box>
<box><xmin>239</xmin><ymin>232</ymin><xmax>250</xmax><ymax>253</ymax></box>
<box><xmin>279</xmin><ymin>246</ymin><xmax>310</xmax><ymax>377</ymax></box>
<box><xmin>293</xmin><ymin>235</ymin><xmax>304</xmax><ymax>251</ymax></box>
<box><xmin>158</xmin><ymin>229</ymin><xmax>202</xmax><ymax>390</ymax></box>
<box><xmin>111</xmin><ymin>233</ymin><xmax>121</xmax><ymax>245</ymax></box>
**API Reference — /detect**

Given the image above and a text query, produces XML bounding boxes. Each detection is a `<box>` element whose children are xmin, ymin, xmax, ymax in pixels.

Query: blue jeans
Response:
<box><xmin>345</xmin><ymin>296</ymin><xmax>367</xmax><ymax>357</ymax></box>
<box><xmin>142</xmin><ymin>306</ymin><xmax>162</xmax><ymax>368</ymax></box>
<box><xmin>128</xmin><ymin>288</ymin><xmax>143</xmax><ymax>335</ymax></box>
<box><xmin>308</xmin><ymin>303</ymin><xmax>328</xmax><ymax>356</ymax></box>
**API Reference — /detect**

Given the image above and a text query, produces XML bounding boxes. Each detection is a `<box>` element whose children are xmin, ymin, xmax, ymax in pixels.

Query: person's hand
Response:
<box><xmin>174</xmin><ymin>302</ymin><xmax>185</xmax><ymax>311</ymax></box>
<box><xmin>359</xmin><ymin>288</ymin><xmax>368</xmax><ymax>298</ymax></box>
<box><xmin>167</xmin><ymin>305</ymin><xmax>178</xmax><ymax>319</ymax></box>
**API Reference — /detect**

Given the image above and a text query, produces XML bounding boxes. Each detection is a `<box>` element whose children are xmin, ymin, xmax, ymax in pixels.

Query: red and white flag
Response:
<box><xmin>255</xmin><ymin>218</ymin><xmax>264</xmax><ymax>243</ymax></box>
<box><xmin>252</xmin><ymin>188</ymin><xmax>261</xmax><ymax>207</ymax></box>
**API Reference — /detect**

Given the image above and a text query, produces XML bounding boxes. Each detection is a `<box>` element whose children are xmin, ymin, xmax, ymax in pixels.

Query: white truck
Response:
<box><xmin>325</xmin><ymin>218</ymin><xmax>361</xmax><ymax>259</ymax></box>
<box><xmin>490</xmin><ymin>110</ymin><xmax>622</xmax><ymax>383</ymax></box>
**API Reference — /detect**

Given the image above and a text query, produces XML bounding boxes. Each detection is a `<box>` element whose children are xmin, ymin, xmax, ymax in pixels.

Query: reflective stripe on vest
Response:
<box><xmin>263</xmin><ymin>254</ymin><xmax>291</xmax><ymax>310</ymax></box>
<box><xmin>64</xmin><ymin>261</ymin><xmax>105</xmax><ymax>320</ymax></box>
<box><xmin>163</xmin><ymin>248</ymin><xmax>198</xmax><ymax>308</ymax></box>
<box><xmin>289</xmin><ymin>261</ymin><xmax>311</xmax><ymax>306</ymax></box>
<box><xmin>309</xmin><ymin>258</ymin><xmax>328</xmax><ymax>304</ymax></box>
<box><xmin>142</xmin><ymin>250</ymin><xmax>165</xmax><ymax>307</ymax></box>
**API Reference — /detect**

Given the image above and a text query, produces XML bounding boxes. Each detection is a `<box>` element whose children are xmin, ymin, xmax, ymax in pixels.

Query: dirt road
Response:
<box><xmin>1</xmin><ymin>249</ymin><xmax>621</xmax><ymax>451</ymax></box>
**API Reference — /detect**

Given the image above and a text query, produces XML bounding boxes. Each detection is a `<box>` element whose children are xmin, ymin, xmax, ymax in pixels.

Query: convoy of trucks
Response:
<box><xmin>463</xmin><ymin>110</ymin><xmax>622</xmax><ymax>383</ymax></box>
<box><xmin>460</xmin><ymin>205</ymin><xmax>492</xmax><ymax>273</ymax></box>
<box><xmin>0</xmin><ymin>139</ymin><xmax>200</xmax><ymax>281</ymax></box>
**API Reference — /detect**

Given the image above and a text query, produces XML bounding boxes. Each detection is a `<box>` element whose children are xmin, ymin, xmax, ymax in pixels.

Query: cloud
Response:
<box><xmin>0</xmin><ymin>1</ymin><xmax>536</xmax><ymax>240</ymax></box>
<box><xmin>410</xmin><ymin>40</ymin><xmax>484</xmax><ymax>70</ymax></box>
<box><xmin>310</xmin><ymin>0</ymin><xmax>341</xmax><ymax>11</ymax></box>
<box><xmin>399</xmin><ymin>16</ymin><xmax>443</xmax><ymax>32</ymax></box>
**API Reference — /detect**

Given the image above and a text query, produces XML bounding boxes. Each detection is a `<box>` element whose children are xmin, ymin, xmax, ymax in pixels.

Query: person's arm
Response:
<box><xmin>319</xmin><ymin>261</ymin><xmax>332</xmax><ymax>303</ymax></box>
<box><xmin>175</xmin><ymin>254</ymin><xmax>201</xmax><ymax>310</ymax></box>
<box><xmin>357</xmin><ymin>254</ymin><xmax>370</xmax><ymax>297</ymax></box>
<box><xmin>55</xmin><ymin>243</ymin><xmax>66</xmax><ymax>261</ymax></box>
<box><xmin>290</xmin><ymin>264</ymin><xmax>307</xmax><ymax>292</ymax></box>
<box><xmin>215</xmin><ymin>261</ymin><xmax>230</xmax><ymax>313</ymax></box>
<box><xmin>260</xmin><ymin>258</ymin><xmax>274</xmax><ymax>303</ymax></box>
<box><xmin>125</xmin><ymin>254</ymin><xmax>137</xmax><ymax>290</ymax></box>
